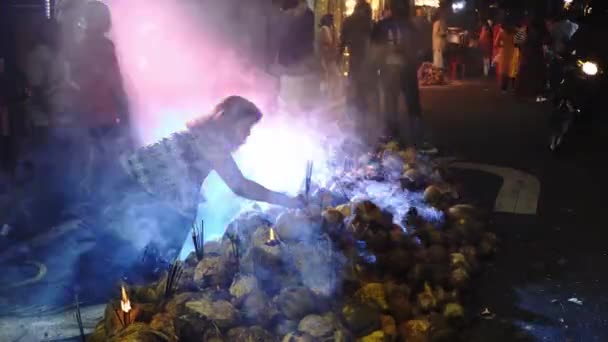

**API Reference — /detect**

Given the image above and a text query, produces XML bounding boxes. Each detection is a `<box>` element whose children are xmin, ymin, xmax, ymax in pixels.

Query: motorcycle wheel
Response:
<box><xmin>549</xmin><ymin>99</ymin><xmax>575</xmax><ymax>152</ymax></box>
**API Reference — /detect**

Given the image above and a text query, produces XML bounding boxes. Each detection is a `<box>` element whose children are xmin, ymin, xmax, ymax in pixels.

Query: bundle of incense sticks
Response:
<box><xmin>192</xmin><ymin>220</ymin><xmax>204</xmax><ymax>261</ymax></box>
<box><xmin>164</xmin><ymin>259</ymin><xmax>183</xmax><ymax>299</ymax></box>
<box><xmin>226</xmin><ymin>233</ymin><xmax>240</xmax><ymax>262</ymax></box>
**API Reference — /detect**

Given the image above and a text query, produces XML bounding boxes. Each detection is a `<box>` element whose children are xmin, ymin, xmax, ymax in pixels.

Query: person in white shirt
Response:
<box><xmin>432</xmin><ymin>11</ymin><xmax>447</xmax><ymax>69</ymax></box>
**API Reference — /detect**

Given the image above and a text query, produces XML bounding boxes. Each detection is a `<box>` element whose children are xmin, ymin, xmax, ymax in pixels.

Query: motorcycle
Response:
<box><xmin>549</xmin><ymin>49</ymin><xmax>605</xmax><ymax>151</ymax></box>
<box><xmin>549</xmin><ymin>5</ymin><xmax>608</xmax><ymax>151</ymax></box>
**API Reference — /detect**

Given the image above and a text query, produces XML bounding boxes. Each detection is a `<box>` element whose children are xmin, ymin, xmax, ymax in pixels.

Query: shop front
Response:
<box><xmin>314</xmin><ymin>0</ymin><xmax>392</xmax><ymax>38</ymax></box>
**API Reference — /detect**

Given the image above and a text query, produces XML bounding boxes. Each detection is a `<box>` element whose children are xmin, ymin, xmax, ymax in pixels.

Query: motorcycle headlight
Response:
<box><xmin>579</xmin><ymin>61</ymin><xmax>599</xmax><ymax>76</ymax></box>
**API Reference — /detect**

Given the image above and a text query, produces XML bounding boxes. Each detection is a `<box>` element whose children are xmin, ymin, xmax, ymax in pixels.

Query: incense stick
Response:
<box><xmin>305</xmin><ymin>161</ymin><xmax>313</xmax><ymax>202</ymax></box>
<box><xmin>191</xmin><ymin>220</ymin><xmax>204</xmax><ymax>261</ymax></box>
<box><xmin>74</xmin><ymin>294</ymin><xmax>85</xmax><ymax>342</ymax></box>
<box><xmin>113</xmin><ymin>304</ymin><xmax>125</xmax><ymax>328</ymax></box>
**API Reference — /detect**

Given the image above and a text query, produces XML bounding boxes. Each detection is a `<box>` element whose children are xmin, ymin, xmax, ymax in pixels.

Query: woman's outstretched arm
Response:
<box><xmin>211</xmin><ymin>152</ymin><xmax>302</xmax><ymax>208</ymax></box>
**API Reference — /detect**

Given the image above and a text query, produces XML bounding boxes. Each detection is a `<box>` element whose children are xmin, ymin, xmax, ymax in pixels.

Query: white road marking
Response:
<box><xmin>447</xmin><ymin>162</ymin><xmax>541</xmax><ymax>215</ymax></box>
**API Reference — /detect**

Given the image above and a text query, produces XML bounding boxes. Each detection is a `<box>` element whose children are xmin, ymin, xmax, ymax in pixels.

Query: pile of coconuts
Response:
<box><xmin>88</xmin><ymin>141</ymin><xmax>497</xmax><ymax>342</ymax></box>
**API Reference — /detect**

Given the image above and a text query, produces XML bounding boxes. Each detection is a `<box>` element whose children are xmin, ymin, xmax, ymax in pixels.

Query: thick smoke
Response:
<box><xmin>102</xmin><ymin>0</ymin><xmax>352</xmax><ymax>254</ymax></box>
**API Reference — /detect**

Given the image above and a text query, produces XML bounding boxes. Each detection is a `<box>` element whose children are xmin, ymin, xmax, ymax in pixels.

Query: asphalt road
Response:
<box><xmin>420</xmin><ymin>79</ymin><xmax>608</xmax><ymax>341</ymax></box>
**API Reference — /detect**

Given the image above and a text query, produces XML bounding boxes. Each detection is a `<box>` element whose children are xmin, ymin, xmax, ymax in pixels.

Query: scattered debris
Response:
<box><xmin>480</xmin><ymin>307</ymin><xmax>496</xmax><ymax>320</ymax></box>
<box><xmin>567</xmin><ymin>298</ymin><xmax>583</xmax><ymax>306</ymax></box>
<box><xmin>0</xmin><ymin>224</ymin><xmax>10</xmax><ymax>237</ymax></box>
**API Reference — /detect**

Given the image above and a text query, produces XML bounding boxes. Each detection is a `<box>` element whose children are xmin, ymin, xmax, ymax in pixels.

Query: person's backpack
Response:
<box><xmin>514</xmin><ymin>27</ymin><xmax>527</xmax><ymax>47</ymax></box>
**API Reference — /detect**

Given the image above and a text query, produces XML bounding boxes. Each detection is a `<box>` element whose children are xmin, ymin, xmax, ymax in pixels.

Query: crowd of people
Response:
<box><xmin>0</xmin><ymin>0</ymin><xmax>587</xmax><ymax>241</ymax></box>
<box><xmin>0</xmin><ymin>0</ymin><xmax>131</xmax><ymax>237</ymax></box>
<box><xmin>315</xmin><ymin>0</ymin><xmax>437</xmax><ymax>153</ymax></box>
<box><xmin>479</xmin><ymin>11</ymin><xmax>579</xmax><ymax>100</ymax></box>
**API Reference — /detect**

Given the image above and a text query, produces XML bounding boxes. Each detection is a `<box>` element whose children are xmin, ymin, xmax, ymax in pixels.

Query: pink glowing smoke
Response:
<box><xmin>107</xmin><ymin>0</ymin><xmax>279</xmax><ymax>143</ymax></box>
<box><xmin>106</xmin><ymin>0</ymin><xmax>339</xmax><ymax>201</ymax></box>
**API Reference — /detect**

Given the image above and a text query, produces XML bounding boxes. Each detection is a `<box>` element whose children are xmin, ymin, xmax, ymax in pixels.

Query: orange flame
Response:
<box><xmin>268</xmin><ymin>228</ymin><xmax>276</xmax><ymax>242</ymax></box>
<box><xmin>120</xmin><ymin>286</ymin><xmax>131</xmax><ymax>313</ymax></box>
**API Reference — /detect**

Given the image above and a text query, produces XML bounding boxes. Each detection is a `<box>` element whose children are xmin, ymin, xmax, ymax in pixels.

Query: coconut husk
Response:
<box><xmin>428</xmin><ymin>263</ymin><xmax>450</xmax><ymax>287</ymax></box>
<box><xmin>398</xmin><ymin>319</ymin><xmax>431</xmax><ymax>342</ymax></box>
<box><xmin>449</xmin><ymin>268</ymin><xmax>469</xmax><ymax>290</ymax></box>
<box><xmin>400</xmin><ymin>147</ymin><xmax>417</xmax><ymax>165</ymax></box>
<box><xmin>226</xmin><ymin>326</ymin><xmax>276</xmax><ymax>342</ymax></box>
<box><xmin>224</xmin><ymin>211</ymin><xmax>274</xmax><ymax>247</ymax></box>
<box><xmin>87</xmin><ymin>322</ymin><xmax>108</xmax><ymax>342</ymax></box>
<box><xmin>354</xmin><ymin>283</ymin><xmax>389</xmax><ymax>311</ymax></box>
<box><xmin>381</xmin><ymin>315</ymin><xmax>397</xmax><ymax>341</ymax></box>
<box><xmin>352</xmin><ymin>200</ymin><xmax>384</xmax><ymax>225</ymax></box>
<box><xmin>193</xmin><ymin>254</ymin><xmax>233</xmax><ymax>288</ymax></box>
<box><xmin>106</xmin><ymin>322</ymin><xmax>170</xmax><ymax>342</ymax></box>
<box><xmin>428</xmin><ymin>313</ymin><xmax>458</xmax><ymax>342</ymax></box>
<box><xmin>416</xmin><ymin>282</ymin><xmax>438</xmax><ymax>313</ymax></box>
<box><xmin>282</xmin><ymin>331</ymin><xmax>315</xmax><ymax>342</ymax></box>
<box><xmin>173</xmin><ymin>314</ymin><xmax>214</xmax><ymax>342</ymax></box>
<box><xmin>358</xmin><ymin>330</ymin><xmax>386</xmax><ymax>342</ymax></box>
<box><xmin>241</xmin><ymin>290</ymin><xmax>278</xmax><ymax>326</ymax></box>
<box><xmin>341</xmin><ymin>302</ymin><xmax>381</xmax><ymax>337</ymax></box>
<box><xmin>275</xmin><ymin>287</ymin><xmax>319</xmax><ymax>321</ymax></box>
<box><xmin>415</xmin><ymin>224</ymin><xmax>443</xmax><ymax>247</ymax></box>
<box><xmin>229</xmin><ymin>274</ymin><xmax>259</xmax><ymax>305</ymax></box>
<box><xmin>274</xmin><ymin>319</ymin><xmax>299</xmax><ymax>337</ymax></box>
<box><xmin>149</xmin><ymin>313</ymin><xmax>178</xmax><ymax>341</ymax></box>
<box><xmin>275</xmin><ymin>211</ymin><xmax>319</xmax><ymax>244</ymax></box>
<box><xmin>297</xmin><ymin>314</ymin><xmax>335</xmax><ymax>339</ymax></box>
<box><xmin>164</xmin><ymin>292</ymin><xmax>198</xmax><ymax>316</ymax></box>
<box><xmin>386</xmin><ymin>249</ymin><xmax>412</xmax><ymax>277</ymax></box>
<box><xmin>184</xmin><ymin>298</ymin><xmax>240</xmax><ymax>329</ymax></box>
<box><xmin>423</xmin><ymin>185</ymin><xmax>443</xmax><ymax>207</ymax></box>
<box><xmin>133</xmin><ymin>285</ymin><xmax>159</xmax><ymax>304</ymax></box>
<box><xmin>362</xmin><ymin>229</ymin><xmax>391</xmax><ymax>253</ymax></box>
<box><xmin>427</xmin><ymin>245</ymin><xmax>448</xmax><ymax>264</ymax></box>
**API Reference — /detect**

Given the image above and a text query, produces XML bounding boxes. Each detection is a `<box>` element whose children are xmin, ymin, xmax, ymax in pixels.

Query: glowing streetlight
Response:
<box><xmin>45</xmin><ymin>0</ymin><xmax>51</xmax><ymax>18</ymax></box>
<box><xmin>345</xmin><ymin>0</ymin><xmax>356</xmax><ymax>16</ymax></box>
<box><xmin>452</xmin><ymin>1</ymin><xmax>466</xmax><ymax>12</ymax></box>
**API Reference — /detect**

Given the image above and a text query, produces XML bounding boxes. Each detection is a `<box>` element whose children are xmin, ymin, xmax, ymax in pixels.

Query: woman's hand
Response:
<box><xmin>283</xmin><ymin>194</ymin><xmax>307</xmax><ymax>209</ymax></box>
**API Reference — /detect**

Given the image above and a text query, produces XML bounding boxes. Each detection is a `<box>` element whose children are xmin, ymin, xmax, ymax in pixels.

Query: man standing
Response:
<box><xmin>392</xmin><ymin>1</ymin><xmax>437</xmax><ymax>153</ymax></box>
<box><xmin>340</xmin><ymin>1</ymin><xmax>373</xmax><ymax>136</ymax></box>
<box><xmin>0</xmin><ymin>57</ymin><xmax>10</xmax><ymax>179</ymax></box>
<box><xmin>412</xmin><ymin>7</ymin><xmax>432</xmax><ymax>61</ymax></box>
<box><xmin>545</xmin><ymin>13</ymin><xmax>579</xmax><ymax>92</ymax></box>
<box><xmin>275</xmin><ymin>0</ymin><xmax>318</xmax><ymax>113</ymax></box>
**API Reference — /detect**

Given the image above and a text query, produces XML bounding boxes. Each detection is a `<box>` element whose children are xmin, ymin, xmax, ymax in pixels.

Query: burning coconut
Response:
<box><xmin>88</xmin><ymin>141</ymin><xmax>497</xmax><ymax>342</ymax></box>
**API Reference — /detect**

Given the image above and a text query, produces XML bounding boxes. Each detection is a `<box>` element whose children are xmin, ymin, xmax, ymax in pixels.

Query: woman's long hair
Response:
<box><xmin>187</xmin><ymin>96</ymin><xmax>262</xmax><ymax>141</ymax></box>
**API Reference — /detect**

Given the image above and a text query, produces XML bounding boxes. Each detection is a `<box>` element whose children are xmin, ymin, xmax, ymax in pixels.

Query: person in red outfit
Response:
<box><xmin>71</xmin><ymin>1</ymin><xmax>131</xmax><ymax>198</ymax></box>
<box><xmin>479</xmin><ymin>19</ymin><xmax>494</xmax><ymax>77</ymax></box>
